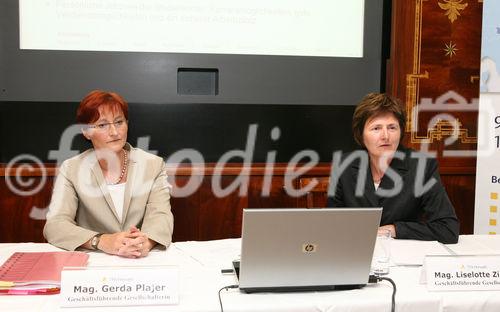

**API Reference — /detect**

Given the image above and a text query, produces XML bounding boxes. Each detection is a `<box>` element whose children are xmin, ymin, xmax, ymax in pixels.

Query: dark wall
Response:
<box><xmin>0</xmin><ymin>102</ymin><xmax>357</xmax><ymax>163</ymax></box>
<box><xmin>0</xmin><ymin>0</ymin><xmax>389</xmax><ymax>164</ymax></box>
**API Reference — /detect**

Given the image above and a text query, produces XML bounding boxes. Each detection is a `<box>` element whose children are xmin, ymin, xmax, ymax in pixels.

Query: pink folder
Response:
<box><xmin>0</xmin><ymin>251</ymin><xmax>89</xmax><ymax>295</ymax></box>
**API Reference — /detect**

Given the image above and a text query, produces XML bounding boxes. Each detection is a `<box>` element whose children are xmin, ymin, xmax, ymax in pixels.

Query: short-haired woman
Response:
<box><xmin>327</xmin><ymin>93</ymin><xmax>459</xmax><ymax>244</ymax></box>
<box><xmin>44</xmin><ymin>90</ymin><xmax>174</xmax><ymax>257</ymax></box>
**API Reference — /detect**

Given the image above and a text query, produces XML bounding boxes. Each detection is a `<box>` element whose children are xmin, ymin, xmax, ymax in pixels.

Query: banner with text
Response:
<box><xmin>475</xmin><ymin>0</ymin><xmax>500</xmax><ymax>234</ymax></box>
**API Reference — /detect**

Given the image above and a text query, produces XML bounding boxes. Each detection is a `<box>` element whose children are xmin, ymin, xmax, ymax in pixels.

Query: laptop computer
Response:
<box><xmin>235</xmin><ymin>208</ymin><xmax>382</xmax><ymax>293</ymax></box>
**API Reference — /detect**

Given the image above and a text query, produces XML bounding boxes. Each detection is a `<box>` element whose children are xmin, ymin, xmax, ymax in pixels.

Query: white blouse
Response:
<box><xmin>107</xmin><ymin>183</ymin><xmax>126</xmax><ymax>223</ymax></box>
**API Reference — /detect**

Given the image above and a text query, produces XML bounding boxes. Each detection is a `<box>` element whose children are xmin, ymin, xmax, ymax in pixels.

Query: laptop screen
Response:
<box><xmin>237</xmin><ymin>208</ymin><xmax>382</xmax><ymax>292</ymax></box>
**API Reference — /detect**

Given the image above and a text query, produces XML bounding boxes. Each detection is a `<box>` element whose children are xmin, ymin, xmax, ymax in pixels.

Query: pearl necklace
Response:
<box><xmin>112</xmin><ymin>149</ymin><xmax>127</xmax><ymax>185</ymax></box>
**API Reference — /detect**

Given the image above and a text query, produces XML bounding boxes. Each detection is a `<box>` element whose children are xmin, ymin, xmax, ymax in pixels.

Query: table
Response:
<box><xmin>1</xmin><ymin>235</ymin><xmax>500</xmax><ymax>312</ymax></box>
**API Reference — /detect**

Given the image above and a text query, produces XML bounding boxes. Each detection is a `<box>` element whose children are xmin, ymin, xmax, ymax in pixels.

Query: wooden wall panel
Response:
<box><xmin>195</xmin><ymin>176</ymin><xmax>246</xmax><ymax>240</ymax></box>
<box><xmin>387</xmin><ymin>0</ymin><xmax>482</xmax><ymax>232</ymax></box>
<box><xmin>0</xmin><ymin>163</ymin><xmax>474</xmax><ymax>244</ymax></box>
<box><xmin>0</xmin><ymin>177</ymin><xmax>52</xmax><ymax>243</ymax></box>
<box><xmin>247</xmin><ymin>177</ymin><xmax>298</xmax><ymax>209</ymax></box>
<box><xmin>168</xmin><ymin>176</ymin><xmax>202</xmax><ymax>242</ymax></box>
<box><xmin>440</xmin><ymin>173</ymin><xmax>476</xmax><ymax>235</ymax></box>
<box><xmin>0</xmin><ymin>165</ymin><xmax>308</xmax><ymax>243</ymax></box>
<box><xmin>388</xmin><ymin>0</ymin><xmax>481</xmax><ymax>160</ymax></box>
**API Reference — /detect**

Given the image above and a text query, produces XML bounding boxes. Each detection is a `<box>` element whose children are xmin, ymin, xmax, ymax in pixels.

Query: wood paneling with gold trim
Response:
<box><xmin>387</xmin><ymin>0</ymin><xmax>482</xmax><ymax>230</ymax></box>
<box><xmin>388</xmin><ymin>0</ymin><xmax>481</xmax><ymax>156</ymax></box>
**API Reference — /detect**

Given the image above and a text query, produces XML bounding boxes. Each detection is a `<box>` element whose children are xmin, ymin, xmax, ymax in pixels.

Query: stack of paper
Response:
<box><xmin>390</xmin><ymin>239</ymin><xmax>450</xmax><ymax>266</ymax></box>
<box><xmin>445</xmin><ymin>235</ymin><xmax>500</xmax><ymax>255</ymax></box>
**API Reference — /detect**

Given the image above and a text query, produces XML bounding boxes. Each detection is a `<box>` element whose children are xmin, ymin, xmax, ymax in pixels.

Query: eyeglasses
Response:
<box><xmin>87</xmin><ymin>119</ymin><xmax>127</xmax><ymax>132</ymax></box>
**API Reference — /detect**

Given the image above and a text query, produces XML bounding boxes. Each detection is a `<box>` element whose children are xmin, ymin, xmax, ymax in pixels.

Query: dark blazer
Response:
<box><xmin>327</xmin><ymin>146</ymin><xmax>459</xmax><ymax>244</ymax></box>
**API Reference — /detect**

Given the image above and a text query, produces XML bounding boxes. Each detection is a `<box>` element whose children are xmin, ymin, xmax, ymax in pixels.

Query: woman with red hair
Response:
<box><xmin>44</xmin><ymin>90</ymin><xmax>173</xmax><ymax>258</ymax></box>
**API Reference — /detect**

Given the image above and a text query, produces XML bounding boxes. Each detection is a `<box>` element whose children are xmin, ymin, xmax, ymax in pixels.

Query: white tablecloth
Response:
<box><xmin>1</xmin><ymin>235</ymin><xmax>500</xmax><ymax>312</ymax></box>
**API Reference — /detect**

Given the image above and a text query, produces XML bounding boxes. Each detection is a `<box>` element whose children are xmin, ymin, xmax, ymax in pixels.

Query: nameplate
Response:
<box><xmin>60</xmin><ymin>266</ymin><xmax>179</xmax><ymax>307</ymax></box>
<box><xmin>423</xmin><ymin>255</ymin><xmax>500</xmax><ymax>291</ymax></box>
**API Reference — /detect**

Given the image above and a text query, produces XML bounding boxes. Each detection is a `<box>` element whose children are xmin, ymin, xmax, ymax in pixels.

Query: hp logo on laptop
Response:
<box><xmin>302</xmin><ymin>243</ymin><xmax>317</xmax><ymax>253</ymax></box>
